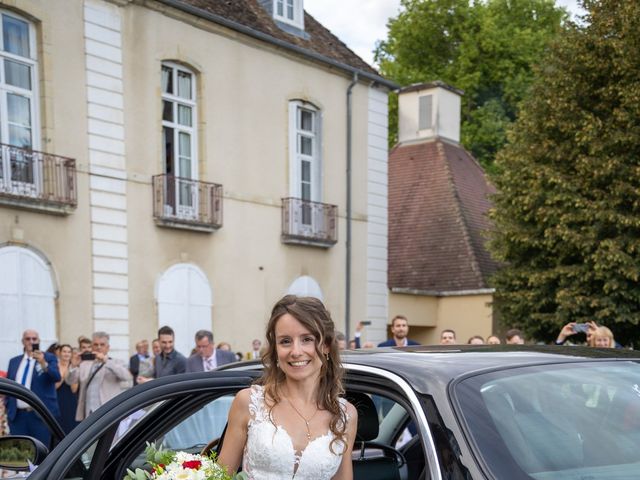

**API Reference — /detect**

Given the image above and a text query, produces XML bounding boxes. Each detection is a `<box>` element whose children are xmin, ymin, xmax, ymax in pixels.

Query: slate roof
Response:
<box><xmin>159</xmin><ymin>0</ymin><xmax>381</xmax><ymax>78</ymax></box>
<box><xmin>388</xmin><ymin>139</ymin><xmax>499</xmax><ymax>293</ymax></box>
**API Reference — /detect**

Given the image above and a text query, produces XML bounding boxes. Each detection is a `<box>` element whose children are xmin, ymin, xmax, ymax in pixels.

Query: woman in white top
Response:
<box><xmin>219</xmin><ymin>295</ymin><xmax>357</xmax><ymax>479</ymax></box>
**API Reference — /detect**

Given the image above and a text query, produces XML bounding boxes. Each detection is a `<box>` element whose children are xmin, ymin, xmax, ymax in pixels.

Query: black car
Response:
<box><xmin>2</xmin><ymin>345</ymin><xmax>640</xmax><ymax>479</ymax></box>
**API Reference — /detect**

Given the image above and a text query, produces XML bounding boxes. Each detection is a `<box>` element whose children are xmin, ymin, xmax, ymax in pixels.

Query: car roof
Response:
<box><xmin>218</xmin><ymin>345</ymin><xmax>640</xmax><ymax>395</ymax></box>
<box><xmin>340</xmin><ymin>345</ymin><xmax>640</xmax><ymax>394</ymax></box>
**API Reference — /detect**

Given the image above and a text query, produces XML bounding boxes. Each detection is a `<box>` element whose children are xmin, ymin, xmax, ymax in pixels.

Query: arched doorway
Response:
<box><xmin>0</xmin><ymin>245</ymin><xmax>56</xmax><ymax>369</ymax></box>
<box><xmin>286</xmin><ymin>275</ymin><xmax>323</xmax><ymax>300</ymax></box>
<box><xmin>156</xmin><ymin>263</ymin><xmax>212</xmax><ymax>357</ymax></box>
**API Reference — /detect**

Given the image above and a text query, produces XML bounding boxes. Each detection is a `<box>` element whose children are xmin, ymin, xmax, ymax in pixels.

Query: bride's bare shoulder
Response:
<box><xmin>343</xmin><ymin>400</ymin><xmax>358</xmax><ymax>420</ymax></box>
<box><xmin>233</xmin><ymin>387</ymin><xmax>253</xmax><ymax>405</ymax></box>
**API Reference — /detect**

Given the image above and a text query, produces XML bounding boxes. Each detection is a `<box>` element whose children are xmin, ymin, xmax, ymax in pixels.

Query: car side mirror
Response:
<box><xmin>0</xmin><ymin>436</ymin><xmax>49</xmax><ymax>471</ymax></box>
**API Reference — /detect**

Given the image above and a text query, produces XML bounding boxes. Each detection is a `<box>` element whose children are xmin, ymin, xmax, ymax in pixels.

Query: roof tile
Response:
<box><xmin>171</xmin><ymin>0</ymin><xmax>378</xmax><ymax>75</ymax></box>
<box><xmin>388</xmin><ymin>140</ymin><xmax>498</xmax><ymax>293</ymax></box>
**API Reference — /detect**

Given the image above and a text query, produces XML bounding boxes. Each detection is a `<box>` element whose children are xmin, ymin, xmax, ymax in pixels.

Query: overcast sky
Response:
<box><xmin>304</xmin><ymin>0</ymin><xmax>585</xmax><ymax>66</ymax></box>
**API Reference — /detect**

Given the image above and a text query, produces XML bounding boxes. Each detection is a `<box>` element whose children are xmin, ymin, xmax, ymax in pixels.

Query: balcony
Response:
<box><xmin>0</xmin><ymin>143</ymin><xmax>77</xmax><ymax>214</ymax></box>
<box><xmin>152</xmin><ymin>174</ymin><xmax>223</xmax><ymax>232</ymax></box>
<box><xmin>281</xmin><ymin>197</ymin><xmax>338</xmax><ymax>248</ymax></box>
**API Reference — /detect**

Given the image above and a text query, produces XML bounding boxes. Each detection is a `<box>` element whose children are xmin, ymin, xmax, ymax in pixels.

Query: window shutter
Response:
<box><xmin>419</xmin><ymin>95</ymin><xmax>433</xmax><ymax>130</ymax></box>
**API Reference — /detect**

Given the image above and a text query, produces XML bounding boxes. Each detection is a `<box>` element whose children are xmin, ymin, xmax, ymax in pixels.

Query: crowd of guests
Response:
<box><xmin>342</xmin><ymin>316</ymin><xmax>619</xmax><ymax>351</ymax></box>
<box><xmin>0</xmin><ymin>326</ymin><xmax>264</xmax><ymax>446</ymax></box>
<box><xmin>463</xmin><ymin>322</ymin><xmax>617</xmax><ymax>348</ymax></box>
<box><xmin>336</xmin><ymin>316</ymin><xmax>529</xmax><ymax>349</ymax></box>
<box><xmin>1</xmin><ymin>315</ymin><xmax>621</xmax><ymax>447</ymax></box>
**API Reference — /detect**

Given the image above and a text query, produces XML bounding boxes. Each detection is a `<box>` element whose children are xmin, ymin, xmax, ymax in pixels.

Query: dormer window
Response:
<box><xmin>273</xmin><ymin>0</ymin><xmax>304</xmax><ymax>30</ymax></box>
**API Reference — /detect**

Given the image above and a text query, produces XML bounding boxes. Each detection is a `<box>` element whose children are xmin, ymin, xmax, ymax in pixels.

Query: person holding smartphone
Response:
<box><xmin>66</xmin><ymin>331</ymin><xmax>132</xmax><ymax>421</ymax></box>
<box><xmin>554</xmin><ymin>321</ymin><xmax>598</xmax><ymax>345</ymax></box>
<box><xmin>350</xmin><ymin>321</ymin><xmax>371</xmax><ymax>349</ymax></box>
<box><xmin>6</xmin><ymin>329</ymin><xmax>61</xmax><ymax>447</ymax></box>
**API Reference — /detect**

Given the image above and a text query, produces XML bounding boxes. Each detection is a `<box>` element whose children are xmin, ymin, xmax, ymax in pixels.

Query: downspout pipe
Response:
<box><xmin>345</xmin><ymin>72</ymin><xmax>358</xmax><ymax>341</ymax></box>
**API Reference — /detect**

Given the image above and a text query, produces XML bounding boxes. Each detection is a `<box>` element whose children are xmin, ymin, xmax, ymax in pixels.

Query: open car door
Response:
<box><xmin>0</xmin><ymin>377</ymin><xmax>66</xmax><ymax>477</ymax></box>
<box><xmin>27</xmin><ymin>371</ymin><xmax>257</xmax><ymax>480</ymax></box>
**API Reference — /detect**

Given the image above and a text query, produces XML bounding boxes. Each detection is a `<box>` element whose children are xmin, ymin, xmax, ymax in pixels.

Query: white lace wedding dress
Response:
<box><xmin>242</xmin><ymin>384</ymin><xmax>348</xmax><ymax>479</ymax></box>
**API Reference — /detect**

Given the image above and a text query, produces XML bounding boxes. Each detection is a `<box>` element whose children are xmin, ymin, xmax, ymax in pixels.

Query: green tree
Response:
<box><xmin>375</xmin><ymin>0</ymin><xmax>566</xmax><ymax>168</ymax></box>
<box><xmin>489</xmin><ymin>0</ymin><xmax>640</xmax><ymax>345</ymax></box>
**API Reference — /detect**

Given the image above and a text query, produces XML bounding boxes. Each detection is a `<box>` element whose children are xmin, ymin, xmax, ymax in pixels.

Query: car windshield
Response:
<box><xmin>455</xmin><ymin>361</ymin><xmax>640</xmax><ymax>480</ymax></box>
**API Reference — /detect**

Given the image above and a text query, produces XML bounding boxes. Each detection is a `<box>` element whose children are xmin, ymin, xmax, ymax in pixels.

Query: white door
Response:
<box><xmin>156</xmin><ymin>264</ymin><xmax>212</xmax><ymax>358</ymax></box>
<box><xmin>0</xmin><ymin>246</ymin><xmax>56</xmax><ymax>370</ymax></box>
<box><xmin>286</xmin><ymin>275</ymin><xmax>324</xmax><ymax>301</ymax></box>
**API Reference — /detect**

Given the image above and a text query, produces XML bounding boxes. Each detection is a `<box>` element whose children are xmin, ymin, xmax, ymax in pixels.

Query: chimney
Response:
<box><xmin>397</xmin><ymin>81</ymin><xmax>463</xmax><ymax>144</ymax></box>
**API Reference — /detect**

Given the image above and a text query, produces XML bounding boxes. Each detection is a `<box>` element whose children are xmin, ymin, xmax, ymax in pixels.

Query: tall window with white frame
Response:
<box><xmin>161</xmin><ymin>62</ymin><xmax>197</xmax><ymax>219</ymax></box>
<box><xmin>289</xmin><ymin>100</ymin><xmax>321</xmax><ymax>232</ymax></box>
<box><xmin>0</xmin><ymin>10</ymin><xmax>38</xmax><ymax>195</ymax></box>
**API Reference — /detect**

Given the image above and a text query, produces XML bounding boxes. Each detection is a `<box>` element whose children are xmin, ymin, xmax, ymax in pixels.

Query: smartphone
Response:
<box><xmin>360</xmin><ymin>321</ymin><xmax>372</xmax><ymax>326</ymax></box>
<box><xmin>573</xmin><ymin>323</ymin><xmax>589</xmax><ymax>334</ymax></box>
<box><xmin>32</xmin><ymin>342</ymin><xmax>40</xmax><ymax>352</ymax></box>
<box><xmin>80</xmin><ymin>352</ymin><xmax>97</xmax><ymax>361</ymax></box>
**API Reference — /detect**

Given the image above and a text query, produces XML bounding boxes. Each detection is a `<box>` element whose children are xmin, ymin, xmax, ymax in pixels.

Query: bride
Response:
<box><xmin>218</xmin><ymin>295</ymin><xmax>357</xmax><ymax>479</ymax></box>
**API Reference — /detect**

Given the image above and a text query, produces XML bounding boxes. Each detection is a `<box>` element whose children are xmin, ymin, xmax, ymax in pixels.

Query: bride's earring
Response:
<box><xmin>325</xmin><ymin>353</ymin><xmax>329</xmax><ymax>361</ymax></box>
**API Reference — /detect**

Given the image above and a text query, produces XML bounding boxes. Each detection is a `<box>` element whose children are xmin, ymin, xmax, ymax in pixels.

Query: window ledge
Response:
<box><xmin>0</xmin><ymin>195</ymin><xmax>76</xmax><ymax>216</ymax></box>
<box><xmin>154</xmin><ymin>217</ymin><xmax>220</xmax><ymax>233</ymax></box>
<box><xmin>281</xmin><ymin>235</ymin><xmax>337</xmax><ymax>249</ymax></box>
<box><xmin>273</xmin><ymin>19</ymin><xmax>309</xmax><ymax>39</ymax></box>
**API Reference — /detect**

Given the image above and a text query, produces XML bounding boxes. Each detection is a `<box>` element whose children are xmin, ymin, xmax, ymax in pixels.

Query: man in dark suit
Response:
<box><xmin>129</xmin><ymin>339</ymin><xmax>151</xmax><ymax>385</ymax></box>
<box><xmin>137</xmin><ymin>327</ymin><xmax>186</xmax><ymax>383</ymax></box>
<box><xmin>186</xmin><ymin>330</ymin><xmax>236</xmax><ymax>372</ymax></box>
<box><xmin>6</xmin><ymin>329</ymin><xmax>61</xmax><ymax>446</ymax></box>
<box><xmin>377</xmin><ymin>315</ymin><xmax>421</xmax><ymax>347</ymax></box>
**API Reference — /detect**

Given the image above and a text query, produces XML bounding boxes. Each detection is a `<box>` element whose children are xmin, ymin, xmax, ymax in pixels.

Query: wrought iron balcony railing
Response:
<box><xmin>281</xmin><ymin>197</ymin><xmax>338</xmax><ymax>247</ymax></box>
<box><xmin>153</xmin><ymin>174</ymin><xmax>223</xmax><ymax>231</ymax></box>
<box><xmin>0</xmin><ymin>143</ymin><xmax>77</xmax><ymax>213</ymax></box>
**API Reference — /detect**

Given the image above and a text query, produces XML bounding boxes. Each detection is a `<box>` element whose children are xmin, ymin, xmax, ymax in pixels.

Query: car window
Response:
<box><xmin>58</xmin><ymin>401</ymin><xmax>166</xmax><ymax>480</ymax></box>
<box><xmin>160</xmin><ymin>394</ymin><xmax>233</xmax><ymax>450</ymax></box>
<box><xmin>350</xmin><ymin>391</ymin><xmax>428</xmax><ymax>480</ymax></box>
<box><xmin>369</xmin><ymin>393</ymin><xmax>411</xmax><ymax>447</ymax></box>
<box><xmin>123</xmin><ymin>394</ymin><xmax>234</xmax><ymax>474</ymax></box>
<box><xmin>455</xmin><ymin>361</ymin><xmax>640</xmax><ymax>480</ymax></box>
<box><xmin>0</xmin><ymin>392</ymin><xmax>61</xmax><ymax>444</ymax></box>
<box><xmin>79</xmin><ymin>441</ymin><xmax>97</xmax><ymax>471</ymax></box>
<box><xmin>112</xmin><ymin>401</ymin><xmax>164</xmax><ymax>446</ymax></box>
<box><xmin>60</xmin><ymin>439</ymin><xmax>97</xmax><ymax>480</ymax></box>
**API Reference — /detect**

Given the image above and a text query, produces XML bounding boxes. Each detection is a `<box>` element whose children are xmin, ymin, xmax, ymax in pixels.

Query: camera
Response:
<box><xmin>32</xmin><ymin>343</ymin><xmax>40</xmax><ymax>352</ymax></box>
<box><xmin>360</xmin><ymin>321</ymin><xmax>372</xmax><ymax>326</ymax></box>
<box><xmin>573</xmin><ymin>323</ymin><xmax>590</xmax><ymax>334</ymax></box>
<box><xmin>80</xmin><ymin>352</ymin><xmax>97</xmax><ymax>361</ymax></box>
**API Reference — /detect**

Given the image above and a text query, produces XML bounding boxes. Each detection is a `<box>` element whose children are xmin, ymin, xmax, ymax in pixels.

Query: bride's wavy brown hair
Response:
<box><xmin>258</xmin><ymin>295</ymin><xmax>347</xmax><ymax>453</ymax></box>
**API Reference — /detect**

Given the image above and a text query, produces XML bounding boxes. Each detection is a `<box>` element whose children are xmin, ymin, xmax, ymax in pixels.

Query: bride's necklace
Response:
<box><xmin>285</xmin><ymin>396</ymin><xmax>319</xmax><ymax>441</ymax></box>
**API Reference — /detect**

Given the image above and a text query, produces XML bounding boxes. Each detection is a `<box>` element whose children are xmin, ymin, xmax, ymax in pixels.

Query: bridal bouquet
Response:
<box><xmin>124</xmin><ymin>442</ymin><xmax>247</xmax><ymax>480</ymax></box>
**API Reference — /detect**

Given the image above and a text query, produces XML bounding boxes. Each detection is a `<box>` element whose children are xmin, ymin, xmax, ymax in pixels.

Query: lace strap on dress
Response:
<box><xmin>248</xmin><ymin>384</ymin><xmax>269</xmax><ymax>425</ymax></box>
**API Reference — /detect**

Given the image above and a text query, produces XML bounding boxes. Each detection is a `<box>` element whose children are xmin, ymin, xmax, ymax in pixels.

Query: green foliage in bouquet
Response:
<box><xmin>123</xmin><ymin>442</ymin><xmax>248</xmax><ymax>480</ymax></box>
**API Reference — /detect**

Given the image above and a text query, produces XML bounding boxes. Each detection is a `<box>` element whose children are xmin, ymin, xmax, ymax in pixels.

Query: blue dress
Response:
<box><xmin>56</xmin><ymin>381</ymin><xmax>79</xmax><ymax>434</ymax></box>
